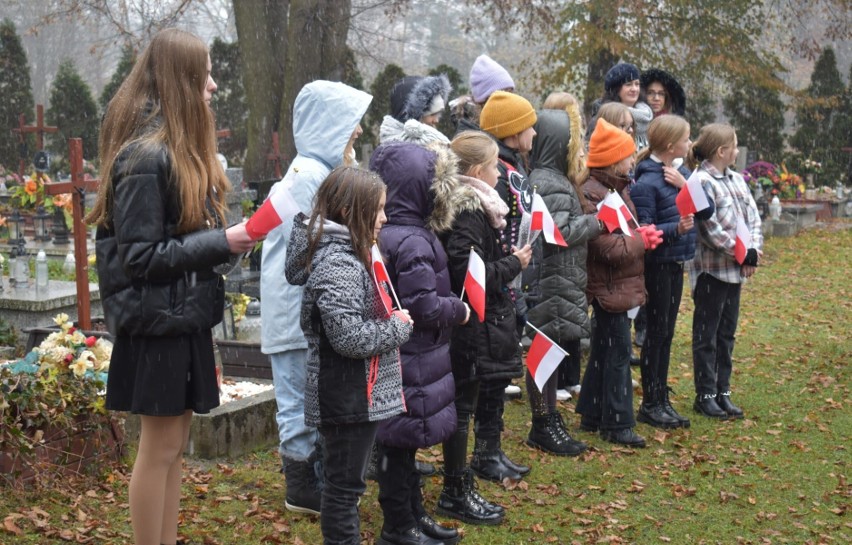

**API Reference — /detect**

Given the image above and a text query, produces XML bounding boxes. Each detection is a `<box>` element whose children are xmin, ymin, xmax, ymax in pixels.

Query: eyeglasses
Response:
<box><xmin>646</xmin><ymin>91</ymin><xmax>667</xmax><ymax>99</ymax></box>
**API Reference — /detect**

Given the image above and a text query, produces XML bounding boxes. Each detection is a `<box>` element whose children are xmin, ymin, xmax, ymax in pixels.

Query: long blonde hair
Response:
<box><xmin>87</xmin><ymin>28</ymin><xmax>229</xmax><ymax>233</ymax></box>
<box><xmin>686</xmin><ymin>123</ymin><xmax>737</xmax><ymax>170</ymax></box>
<box><xmin>636</xmin><ymin>115</ymin><xmax>689</xmax><ymax>163</ymax></box>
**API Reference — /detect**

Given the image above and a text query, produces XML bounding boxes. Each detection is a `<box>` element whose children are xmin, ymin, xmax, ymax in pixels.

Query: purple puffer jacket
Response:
<box><xmin>371</xmin><ymin>141</ymin><xmax>467</xmax><ymax>449</ymax></box>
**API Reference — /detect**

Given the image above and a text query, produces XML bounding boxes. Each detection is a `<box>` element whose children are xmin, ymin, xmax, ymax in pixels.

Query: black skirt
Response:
<box><xmin>106</xmin><ymin>329</ymin><xmax>220</xmax><ymax>416</ymax></box>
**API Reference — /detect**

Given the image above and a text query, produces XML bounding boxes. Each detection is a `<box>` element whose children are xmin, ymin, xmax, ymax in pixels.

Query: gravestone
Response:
<box><xmin>0</xmin><ymin>278</ymin><xmax>102</xmax><ymax>349</ymax></box>
<box><xmin>780</xmin><ymin>202</ymin><xmax>824</xmax><ymax>229</ymax></box>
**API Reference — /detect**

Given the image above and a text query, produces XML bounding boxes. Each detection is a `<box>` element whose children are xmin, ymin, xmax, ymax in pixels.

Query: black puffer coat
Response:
<box><xmin>96</xmin><ymin>142</ymin><xmax>232</xmax><ymax>336</ymax></box>
<box><xmin>444</xmin><ymin>181</ymin><xmax>523</xmax><ymax>385</ymax></box>
<box><xmin>526</xmin><ymin>110</ymin><xmax>602</xmax><ymax>344</ymax></box>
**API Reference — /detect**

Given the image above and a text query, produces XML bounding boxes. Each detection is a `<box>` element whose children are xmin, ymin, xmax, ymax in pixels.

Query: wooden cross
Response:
<box><xmin>43</xmin><ymin>138</ymin><xmax>99</xmax><ymax>330</ymax></box>
<box><xmin>16</xmin><ymin>104</ymin><xmax>58</xmax><ymax>152</ymax></box>
<box><xmin>266</xmin><ymin>131</ymin><xmax>284</xmax><ymax>179</ymax></box>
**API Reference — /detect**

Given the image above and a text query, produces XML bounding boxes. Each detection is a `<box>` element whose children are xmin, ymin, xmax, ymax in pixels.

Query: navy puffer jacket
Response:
<box><xmin>370</xmin><ymin>141</ymin><xmax>467</xmax><ymax>449</ymax></box>
<box><xmin>630</xmin><ymin>158</ymin><xmax>714</xmax><ymax>264</ymax></box>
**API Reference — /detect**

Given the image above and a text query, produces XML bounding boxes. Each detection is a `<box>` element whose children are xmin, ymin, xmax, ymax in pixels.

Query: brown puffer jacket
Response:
<box><xmin>582</xmin><ymin>168</ymin><xmax>646</xmax><ymax>313</ymax></box>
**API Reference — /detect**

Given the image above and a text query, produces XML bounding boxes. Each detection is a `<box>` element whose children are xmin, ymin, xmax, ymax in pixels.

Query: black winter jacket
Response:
<box><xmin>444</xmin><ymin>192</ymin><xmax>523</xmax><ymax>385</ymax></box>
<box><xmin>96</xmin><ymin>142</ymin><xmax>232</xmax><ymax>337</ymax></box>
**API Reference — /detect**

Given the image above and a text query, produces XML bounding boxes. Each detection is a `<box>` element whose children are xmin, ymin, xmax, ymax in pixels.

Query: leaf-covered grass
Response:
<box><xmin>2</xmin><ymin>224</ymin><xmax>850</xmax><ymax>544</ymax></box>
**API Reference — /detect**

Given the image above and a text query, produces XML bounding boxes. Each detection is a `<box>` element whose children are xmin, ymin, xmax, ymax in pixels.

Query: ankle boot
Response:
<box><xmin>283</xmin><ymin>457</ymin><xmax>321</xmax><ymax>515</ymax></box>
<box><xmin>436</xmin><ymin>471</ymin><xmax>504</xmax><ymax>525</ymax></box>
<box><xmin>526</xmin><ymin>413</ymin><xmax>586</xmax><ymax>456</ymax></box>
<box><xmin>637</xmin><ymin>402</ymin><xmax>682</xmax><ymax>429</ymax></box>
<box><xmin>419</xmin><ymin>513</ymin><xmax>460</xmax><ymax>545</ymax></box>
<box><xmin>470</xmin><ymin>436</ymin><xmax>522</xmax><ymax>482</ymax></box>
<box><xmin>498</xmin><ymin>448</ymin><xmax>530</xmax><ymax>476</ymax></box>
<box><xmin>693</xmin><ymin>394</ymin><xmax>729</xmax><ymax>419</ymax></box>
<box><xmin>716</xmin><ymin>392</ymin><xmax>744</xmax><ymax>419</ymax></box>
<box><xmin>663</xmin><ymin>387</ymin><xmax>690</xmax><ymax>428</ymax></box>
<box><xmin>377</xmin><ymin>525</ymin><xmax>443</xmax><ymax>545</ymax></box>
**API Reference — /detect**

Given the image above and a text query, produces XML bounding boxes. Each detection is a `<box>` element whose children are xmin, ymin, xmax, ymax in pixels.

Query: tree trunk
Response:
<box><xmin>279</xmin><ymin>0</ymin><xmax>352</xmax><ymax>159</ymax></box>
<box><xmin>234</xmin><ymin>0</ymin><xmax>289</xmax><ymax>184</ymax></box>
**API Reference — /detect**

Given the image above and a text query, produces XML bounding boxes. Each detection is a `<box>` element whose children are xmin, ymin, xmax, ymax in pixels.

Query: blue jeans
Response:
<box><xmin>270</xmin><ymin>349</ymin><xmax>318</xmax><ymax>461</ymax></box>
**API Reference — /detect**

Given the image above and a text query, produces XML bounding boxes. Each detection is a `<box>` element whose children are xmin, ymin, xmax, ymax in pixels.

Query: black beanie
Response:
<box><xmin>604</xmin><ymin>63</ymin><xmax>640</xmax><ymax>95</ymax></box>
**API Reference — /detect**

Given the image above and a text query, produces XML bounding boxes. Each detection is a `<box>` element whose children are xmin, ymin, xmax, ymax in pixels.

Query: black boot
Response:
<box><xmin>527</xmin><ymin>413</ymin><xmax>586</xmax><ymax>456</ymax></box>
<box><xmin>693</xmin><ymin>394</ymin><xmax>729</xmax><ymax>419</ymax></box>
<box><xmin>498</xmin><ymin>448</ymin><xmax>530</xmax><ymax>476</ymax></box>
<box><xmin>471</xmin><ymin>436</ymin><xmax>522</xmax><ymax>482</ymax></box>
<box><xmin>377</xmin><ymin>525</ymin><xmax>443</xmax><ymax>545</ymax></box>
<box><xmin>436</xmin><ymin>471</ymin><xmax>504</xmax><ymax>525</ymax></box>
<box><xmin>663</xmin><ymin>387</ymin><xmax>690</xmax><ymax>428</ymax></box>
<box><xmin>637</xmin><ymin>402</ymin><xmax>682</xmax><ymax>429</ymax></box>
<box><xmin>600</xmin><ymin>428</ymin><xmax>646</xmax><ymax>448</ymax></box>
<box><xmin>419</xmin><ymin>513</ymin><xmax>460</xmax><ymax>545</ymax></box>
<box><xmin>283</xmin><ymin>456</ymin><xmax>321</xmax><ymax>515</ymax></box>
<box><xmin>716</xmin><ymin>392</ymin><xmax>744</xmax><ymax>419</ymax></box>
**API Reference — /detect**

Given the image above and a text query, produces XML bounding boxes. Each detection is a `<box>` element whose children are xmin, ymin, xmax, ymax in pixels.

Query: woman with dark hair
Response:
<box><xmin>640</xmin><ymin>68</ymin><xmax>687</xmax><ymax>117</ymax></box>
<box><xmin>588</xmin><ymin>62</ymin><xmax>654</xmax><ymax>150</ymax></box>
<box><xmin>88</xmin><ymin>28</ymin><xmax>257</xmax><ymax>545</ymax></box>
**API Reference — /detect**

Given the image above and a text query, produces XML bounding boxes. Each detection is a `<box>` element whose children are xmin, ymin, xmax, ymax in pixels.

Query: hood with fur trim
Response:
<box><xmin>369</xmin><ymin>141</ymin><xmax>459</xmax><ymax>233</ymax></box>
<box><xmin>390</xmin><ymin>75</ymin><xmax>452</xmax><ymax>122</ymax></box>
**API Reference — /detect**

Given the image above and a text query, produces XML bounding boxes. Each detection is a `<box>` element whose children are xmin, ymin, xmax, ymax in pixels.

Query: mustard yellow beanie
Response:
<box><xmin>480</xmin><ymin>91</ymin><xmax>537</xmax><ymax>140</ymax></box>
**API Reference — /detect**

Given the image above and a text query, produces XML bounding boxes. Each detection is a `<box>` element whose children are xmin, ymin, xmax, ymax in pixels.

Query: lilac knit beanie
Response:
<box><xmin>470</xmin><ymin>54</ymin><xmax>515</xmax><ymax>104</ymax></box>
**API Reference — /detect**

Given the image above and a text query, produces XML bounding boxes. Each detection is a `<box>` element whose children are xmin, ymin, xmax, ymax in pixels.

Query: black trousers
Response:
<box><xmin>475</xmin><ymin>377</ymin><xmax>510</xmax><ymax>439</ymax></box>
<box><xmin>556</xmin><ymin>339</ymin><xmax>583</xmax><ymax>390</ymax></box>
<box><xmin>576</xmin><ymin>301</ymin><xmax>635</xmax><ymax>431</ymax></box>
<box><xmin>376</xmin><ymin>444</ymin><xmax>424</xmax><ymax>533</ymax></box>
<box><xmin>319</xmin><ymin>421</ymin><xmax>378</xmax><ymax>545</ymax></box>
<box><xmin>692</xmin><ymin>273</ymin><xmax>741</xmax><ymax>396</ymax></box>
<box><xmin>640</xmin><ymin>261</ymin><xmax>684</xmax><ymax>403</ymax></box>
<box><xmin>443</xmin><ymin>378</ymin><xmax>480</xmax><ymax>474</ymax></box>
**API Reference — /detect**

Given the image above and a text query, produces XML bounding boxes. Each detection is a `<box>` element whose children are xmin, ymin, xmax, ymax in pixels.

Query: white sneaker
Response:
<box><xmin>556</xmin><ymin>389</ymin><xmax>571</xmax><ymax>401</ymax></box>
<box><xmin>504</xmin><ymin>384</ymin><xmax>522</xmax><ymax>398</ymax></box>
<box><xmin>568</xmin><ymin>384</ymin><xmax>581</xmax><ymax>397</ymax></box>
<box><xmin>632</xmin><ymin>379</ymin><xmax>640</xmax><ymax>389</ymax></box>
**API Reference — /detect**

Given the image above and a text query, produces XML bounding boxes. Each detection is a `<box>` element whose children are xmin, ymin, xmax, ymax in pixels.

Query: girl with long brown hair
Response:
<box><xmin>88</xmin><ymin>28</ymin><xmax>256</xmax><ymax>545</ymax></box>
<box><xmin>285</xmin><ymin>166</ymin><xmax>413</xmax><ymax>545</ymax></box>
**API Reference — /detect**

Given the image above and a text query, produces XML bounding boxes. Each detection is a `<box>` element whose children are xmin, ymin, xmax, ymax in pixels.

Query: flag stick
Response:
<box><xmin>527</xmin><ymin>186</ymin><xmax>537</xmax><ymax>245</ymax></box>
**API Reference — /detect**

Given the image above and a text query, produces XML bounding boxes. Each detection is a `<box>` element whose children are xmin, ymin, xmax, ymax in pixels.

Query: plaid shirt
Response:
<box><xmin>687</xmin><ymin>161</ymin><xmax>763</xmax><ymax>290</ymax></box>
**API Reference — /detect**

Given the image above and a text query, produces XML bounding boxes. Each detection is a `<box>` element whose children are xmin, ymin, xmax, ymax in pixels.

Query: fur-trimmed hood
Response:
<box><xmin>379</xmin><ymin>115</ymin><xmax>450</xmax><ymax>145</ymax></box>
<box><xmin>455</xmin><ymin>175</ymin><xmax>508</xmax><ymax>230</ymax></box>
<box><xmin>369</xmin><ymin>141</ymin><xmax>459</xmax><ymax>233</ymax></box>
<box><xmin>390</xmin><ymin>74</ymin><xmax>452</xmax><ymax>122</ymax></box>
<box><xmin>640</xmin><ymin>68</ymin><xmax>686</xmax><ymax>116</ymax></box>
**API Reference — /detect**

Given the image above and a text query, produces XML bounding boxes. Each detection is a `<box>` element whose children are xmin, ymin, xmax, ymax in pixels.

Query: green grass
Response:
<box><xmin>2</xmin><ymin>224</ymin><xmax>850</xmax><ymax>545</ymax></box>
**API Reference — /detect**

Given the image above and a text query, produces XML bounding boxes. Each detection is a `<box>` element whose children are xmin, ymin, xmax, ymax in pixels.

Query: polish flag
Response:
<box><xmin>530</xmin><ymin>193</ymin><xmax>568</xmax><ymax>246</ymax></box>
<box><xmin>734</xmin><ymin>217</ymin><xmax>752</xmax><ymax>265</ymax></box>
<box><xmin>371</xmin><ymin>244</ymin><xmax>395</xmax><ymax>317</ymax></box>
<box><xmin>597</xmin><ymin>191</ymin><xmax>634</xmax><ymax>236</ymax></box>
<box><xmin>245</xmin><ymin>184</ymin><xmax>301</xmax><ymax>240</ymax></box>
<box><xmin>463</xmin><ymin>248</ymin><xmax>486</xmax><ymax>322</ymax></box>
<box><xmin>525</xmin><ymin>325</ymin><xmax>568</xmax><ymax>392</ymax></box>
<box><xmin>676</xmin><ymin>173</ymin><xmax>710</xmax><ymax>217</ymax></box>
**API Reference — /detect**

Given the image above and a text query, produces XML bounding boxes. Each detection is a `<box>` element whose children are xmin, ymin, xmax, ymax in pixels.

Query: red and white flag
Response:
<box><xmin>525</xmin><ymin>324</ymin><xmax>568</xmax><ymax>392</ymax></box>
<box><xmin>734</xmin><ymin>217</ymin><xmax>752</xmax><ymax>265</ymax></box>
<box><xmin>530</xmin><ymin>193</ymin><xmax>568</xmax><ymax>247</ymax></box>
<box><xmin>597</xmin><ymin>190</ymin><xmax>635</xmax><ymax>236</ymax></box>
<box><xmin>245</xmin><ymin>184</ymin><xmax>301</xmax><ymax>240</ymax></box>
<box><xmin>371</xmin><ymin>244</ymin><xmax>395</xmax><ymax>317</ymax></box>
<box><xmin>463</xmin><ymin>248</ymin><xmax>486</xmax><ymax>322</ymax></box>
<box><xmin>676</xmin><ymin>173</ymin><xmax>710</xmax><ymax>217</ymax></box>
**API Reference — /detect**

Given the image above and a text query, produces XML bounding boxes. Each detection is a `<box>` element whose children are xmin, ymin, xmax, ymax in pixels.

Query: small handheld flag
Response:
<box><xmin>676</xmin><ymin>173</ymin><xmax>710</xmax><ymax>217</ymax></box>
<box><xmin>371</xmin><ymin>243</ymin><xmax>401</xmax><ymax>316</ymax></box>
<box><xmin>245</xmin><ymin>184</ymin><xmax>301</xmax><ymax>240</ymax></box>
<box><xmin>597</xmin><ymin>190</ymin><xmax>634</xmax><ymax>236</ymax></box>
<box><xmin>734</xmin><ymin>217</ymin><xmax>752</xmax><ymax>265</ymax></box>
<box><xmin>530</xmin><ymin>193</ymin><xmax>568</xmax><ymax>247</ymax></box>
<box><xmin>462</xmin><ymin>248</ymin><xmax>486</xmax><ymax>322</ymax></box>
<box><xmin>525</xmin><ymin>323</ymin><xmax>568</xmax><ymax>392</ymax></box>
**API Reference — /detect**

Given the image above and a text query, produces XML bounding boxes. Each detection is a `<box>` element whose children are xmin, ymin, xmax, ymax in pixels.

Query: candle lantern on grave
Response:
<box><xmin>52</xmin><ymin>199</ymin><xmax>71</xmax><ymax>245</ymax></box>
<box><xmin>7</xmin><ymin>209</ymin><xmax>25</xmax><ymax>244</ymax></box>
<box><xmin>34</xmin><ymin>205</ymin><xmax>52</xmax><ymax>241</ymax></box>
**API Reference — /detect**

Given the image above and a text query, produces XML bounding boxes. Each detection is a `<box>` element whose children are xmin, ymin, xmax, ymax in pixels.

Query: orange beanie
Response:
<box><xmin>587</xmin><ymin>118</ymin><xmax>636</xmax><ymax>168</ymax></box>
<box><xmin>480</xmin><ymin>91</ymin><xmax>537</xmax><ymax>140</ymax></box>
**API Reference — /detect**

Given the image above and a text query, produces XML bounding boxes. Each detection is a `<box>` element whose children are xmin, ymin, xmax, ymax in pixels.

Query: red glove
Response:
<box><xmin>636</xmin><ymin>225</ymin><xmax>664</xmax><ymax>250</ymax></box>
